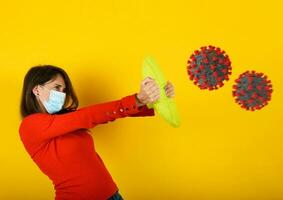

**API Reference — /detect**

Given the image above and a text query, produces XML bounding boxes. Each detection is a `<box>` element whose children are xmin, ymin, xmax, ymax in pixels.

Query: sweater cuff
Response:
<box><xmin>120</xmin><ymin>93</ymin><xmax>144</xmax><ymax>115</ymax></box>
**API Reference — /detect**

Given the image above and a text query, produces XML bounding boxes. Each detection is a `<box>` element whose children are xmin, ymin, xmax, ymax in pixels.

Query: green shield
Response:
<box><xmin>142</xmin><ymin>56</ymin><xmax>180</xmax><ymax>128</ymax></box>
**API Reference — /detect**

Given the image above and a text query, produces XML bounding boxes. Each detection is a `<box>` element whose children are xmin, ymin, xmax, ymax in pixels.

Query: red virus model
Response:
<box><xmin>187</xmin><ymin>45</ymin><xmax>232</xmax><ymax>90</ymax></box>
<box><xmin>232</xmin><ymin>71</ymin><xmax>273</xmax><ymax>111</ymax></box>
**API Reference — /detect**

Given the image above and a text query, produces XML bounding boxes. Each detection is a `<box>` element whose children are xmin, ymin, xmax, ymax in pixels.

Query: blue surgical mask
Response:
<box><xmin>40</xmin><ymin>87</ymin><xmax>66</xmax><ymax>114</ymax></box>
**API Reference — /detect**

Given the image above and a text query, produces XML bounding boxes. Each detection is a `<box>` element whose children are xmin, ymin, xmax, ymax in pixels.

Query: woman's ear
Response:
<box><xmin>32</xmin><ymin>85</ymin><xmax>40</xmax><ymax>97</ymax></box>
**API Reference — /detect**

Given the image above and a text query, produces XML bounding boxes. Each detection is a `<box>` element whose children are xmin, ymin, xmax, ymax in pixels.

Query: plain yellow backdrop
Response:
<box><xmin>0</xmin><ymin>0</ymin><xmax>282</xmax><ymax>199</ymax></box>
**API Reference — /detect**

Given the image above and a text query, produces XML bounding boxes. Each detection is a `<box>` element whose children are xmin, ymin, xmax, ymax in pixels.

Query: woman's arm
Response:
<box><xmin>19</xmin><ymin>93</ymin><xmax>153</xmax><ymax>143</ymax></box>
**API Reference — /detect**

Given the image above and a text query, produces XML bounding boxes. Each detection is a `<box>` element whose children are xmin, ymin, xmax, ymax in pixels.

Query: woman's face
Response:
<box><xmin>33</xmin><ymin>74</ymin><xmax>66</xmax><ymax>113</ymax></box>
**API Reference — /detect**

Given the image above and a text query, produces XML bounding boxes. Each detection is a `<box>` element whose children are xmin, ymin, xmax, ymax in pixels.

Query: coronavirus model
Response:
<box><xmin>187</xmin><ymin>45</ymin><xmax>232</xmax><ymax>90</ymax></box>
<box><xmin>232</xmin><ymin>71</ymin><xmax>273</xmax><ymax>111</ymax></box>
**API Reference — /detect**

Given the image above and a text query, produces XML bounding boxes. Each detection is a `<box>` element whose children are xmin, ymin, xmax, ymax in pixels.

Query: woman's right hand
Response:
<box><xmin>136</xmin><ymin>77</ymin><xmax>161</xmax><ymax>107</ymax></box>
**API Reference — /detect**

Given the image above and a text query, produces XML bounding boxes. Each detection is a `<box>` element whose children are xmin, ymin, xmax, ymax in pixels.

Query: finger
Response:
<box><xmin>165</xmin><ymin>83</ymin><xmax>174</xmax><ymax>89</ymax></box>
<box><xmin>142</xmin><ymin>77</ymin><xmax>154</xmax><ymax>85</ymax></box>
<box><xmin>166</xmin><ymin>87</ymin><xmax>174</xmax><ymax>93</ymax></box>
<box><xmin>165</xmin><ymin>87</ymin><xmax>174</xmax><ymax>93</ymax></box>
<box><xmin>164</xmin><ymin>84</ymin><xmax>173</xmax><ymax>91</ymax></box>
<box><xmin>166</xmin><ymin>91</ymin><xmax>175</xmax><ymax>98</ymax></box>
<box><xmin>147</xmin><ymin>87</ymin><xmax>160</xmax><ymax>96</ymax></box>
<box><xmin>153</xmin><ymin>92</ymin><xmax>161</xmax><ymax>99</ymax></box>
<box><xmin>165</xmin><ymin>82</ymin><xmax>173</xmax><ymax>88</ymax></box>
<box><xmin>166</xmin><ymin>91</ymin><xmax>175</xmax><ymax>96</ymax></box>
<box><xmin>152</xmin><ymin>94</ymin><xmax>161</xmax><ymax>103</ymax></box>
<box><xmin>143</xmin><ymin>81</ymin><xmax>156</xmax><ymax>89</ymax></box>
<box><xmin>149</xmin><ymin>93</ymin><xmax>160</xmax><ymax>102</ymax></box>
<box><xmin>147</xmin><ymin>95</ymin><xmax>160</xmax><ymax>104</ymax></box>
<box><xmin>143</xmin><ymin>79</ymin><xmax>158</xmax><ymax>88</ymax></box>
<box><xmin>149</xmin><ymin>88</ymin><xmax>161</xmax><ymax>98</ymax></box>
<box><xmin>145</xmin><ymin>83</ymin><xmax>159</xmax><ymax>92</ymax></box>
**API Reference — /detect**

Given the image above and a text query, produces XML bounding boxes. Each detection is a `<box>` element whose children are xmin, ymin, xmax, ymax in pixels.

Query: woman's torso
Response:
<box><xmin>20</xmin><ymin>128</ymin><xmax>118</xmax><ymax>200</ymax></box>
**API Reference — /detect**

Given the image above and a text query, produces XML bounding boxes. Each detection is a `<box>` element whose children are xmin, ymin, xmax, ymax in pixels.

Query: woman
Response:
<box><xmin>19</xmin><ymin>65</ymin><xmax>175</xmax><ymax>200</ymax></box>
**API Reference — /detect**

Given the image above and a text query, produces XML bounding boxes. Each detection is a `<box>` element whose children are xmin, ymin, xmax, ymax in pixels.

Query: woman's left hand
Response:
<box><xmin>164</xmin><ymin>81</ymin><xmax>175</xmax><ymax>98</ymax></box>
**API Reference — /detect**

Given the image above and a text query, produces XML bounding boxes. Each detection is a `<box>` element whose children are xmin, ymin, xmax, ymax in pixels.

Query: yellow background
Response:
<box><xmin>1</xmin><ymin>0</ymin><xmax>282</xmax><ymax>199</ymax></box>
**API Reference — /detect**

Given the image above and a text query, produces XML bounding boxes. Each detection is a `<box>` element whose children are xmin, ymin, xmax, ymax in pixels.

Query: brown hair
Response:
<box><xmin>20</xmin><ymin>65</ymin><xmax>79</xmax><ymax>119</ymax></box>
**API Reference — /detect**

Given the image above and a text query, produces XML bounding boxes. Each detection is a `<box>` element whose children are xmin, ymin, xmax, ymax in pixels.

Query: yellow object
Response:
<box><xmin>142</xmin><ymin>56</ymin><xmax>180</xmax><ymax>127</ymax></box>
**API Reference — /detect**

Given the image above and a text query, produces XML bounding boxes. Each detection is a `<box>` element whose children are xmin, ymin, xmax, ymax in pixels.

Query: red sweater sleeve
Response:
<box><xmin>19</xmin><ymin>93</ymin><xmax>155</xmax><ymax>143</ymax></box>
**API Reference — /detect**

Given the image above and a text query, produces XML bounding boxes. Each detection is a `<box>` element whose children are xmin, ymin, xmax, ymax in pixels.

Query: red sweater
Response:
<box><xmin>19</xmin><ymin>93</ymin><xmax>154</xmax><ymax>200</ymax></box>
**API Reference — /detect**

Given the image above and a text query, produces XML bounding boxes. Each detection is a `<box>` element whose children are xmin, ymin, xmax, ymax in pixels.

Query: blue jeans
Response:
<box><xmin>108</xmin><ymin>191</ymin><xmax>124</xmax><ymax>200</ymax></box>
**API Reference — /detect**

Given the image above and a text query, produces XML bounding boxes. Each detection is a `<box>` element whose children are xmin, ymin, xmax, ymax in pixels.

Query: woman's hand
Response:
<box><xmin>136</xmin><ymin>77</ymin><xmax>160</xmax><ymax>107</ymax></box>
<box><xmin>164</xmin><ymin>81</ymin><xmax>175</xmax><ymax>98</ymax></box>
<box><xmin>136</xmin><ymin>78</ymin><xmax>175</xmax><ymax>107</ymax></box>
